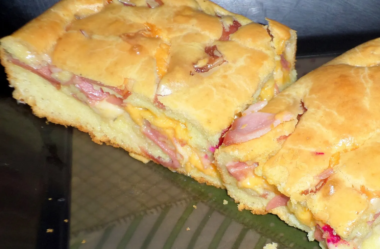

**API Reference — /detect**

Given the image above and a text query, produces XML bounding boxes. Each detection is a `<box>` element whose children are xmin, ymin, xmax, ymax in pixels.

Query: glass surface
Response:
<box><xmin>68</xmin><ymin>57</ymin><xmax>334</xmax><ymax>249</ymax></box>
<box><xmin>0</xmin><ymin>97</ymin><xmax>71</xmax><ymax>249</ymax></box>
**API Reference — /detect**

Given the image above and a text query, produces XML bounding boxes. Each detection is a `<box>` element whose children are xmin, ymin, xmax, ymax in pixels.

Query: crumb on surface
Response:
<box><xmin>82</xmin><ymin>240</ymin><xmax>86</xmax><ymax>244</ymax></box>
<box><xmin>263</xmin><ymin>242</ymin><xmax>278</xmax><ymax>249</ymax></box>
<box><xmin>46</xmin><ymin>229</ymin><xmax>54</xmax><ymax>233</ymax></box>
<box><xmin>223</xmin><ymin>200</ymin><xmax>228</xmax><ymax>205</ymax></box>
<box><xmin>64</xmin><ymin>219</ymin><xmax>69</xmax><ymax>223</ymax></box>
<box><xmin>186</xmin><ymin>227</ymin><xmax>190</xmax><ymax>231</ymax></box>
<box><xmin>193</xmin><ymin>205</ymin><xmax>197</xmax><ymax>209</ymax></box>
<box><xmin>48</xmin><ymin>198</ymin><xmax>52</xmax><ymax>201</ymax></box>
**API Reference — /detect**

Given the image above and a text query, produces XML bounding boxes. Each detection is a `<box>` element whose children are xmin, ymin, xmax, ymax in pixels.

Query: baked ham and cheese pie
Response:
<box><xmin>0</xmin><ymin>0</ymin><xmax>296</xmax><ymax>187</ymax></box>
<box><xmin>216</xmin><ymin>38</ymin><xmax>380</xmax><ymax>248</ymax></box>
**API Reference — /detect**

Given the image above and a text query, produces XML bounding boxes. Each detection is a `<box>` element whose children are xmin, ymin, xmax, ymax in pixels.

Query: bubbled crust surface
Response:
<box><xmin>4</xmin><ymin>0</ymin><xmax>104</xmax><ymax>57</ymax></box>
<box><xmin>1</xmin><ymin>0</ymin><xmax>295</xmax><ymax>137</ymax></box>
<box><xmin>260</xmin><ymin>38</ymin><xmax>380</xmax><ymax>239</ymax></box>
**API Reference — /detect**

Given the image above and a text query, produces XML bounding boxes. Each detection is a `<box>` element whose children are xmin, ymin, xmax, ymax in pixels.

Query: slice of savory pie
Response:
<box><xmin>215</xmin><ymin>38</ymin><xmax>380</xmax><ymax>248</ymax></box>
<box><xmin>0</xmin><ymin>0</ymin><xmax>296</xmax><ymax>188</ymax></box>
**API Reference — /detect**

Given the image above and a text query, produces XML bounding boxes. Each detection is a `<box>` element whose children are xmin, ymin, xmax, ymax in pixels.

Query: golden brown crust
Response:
<box><xmin>266</xmin><ymin>18</ymin><xmax>292</xmax><ymax>55</ymax></box>
<box><xmin>240</xmin><ymin>203</ymin><xmax>267</xmax><ymax>215</ymax></box>
<box><xmin>1</xmin><ymin>0</ymin><xmax>296</xmax><ymax>138</ymax></box>
<box><xmin>1</xmin><ymin>0</ymin><xmax>104</xmax><ymax>65</ymax></box>
<box><xmin>265</xmin><ymin>52</ymin><xmax>380</xmax><ymax>238</ymax></box>
<box><xmin>217</xmin><ymin>38</ymin><xmax>380</xmax><ymax>242</ymax></box>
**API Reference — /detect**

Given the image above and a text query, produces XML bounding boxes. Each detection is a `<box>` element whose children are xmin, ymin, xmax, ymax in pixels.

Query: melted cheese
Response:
<box><xmin>126</xmin><ymin>104</ymin><xmax>190</xmax><ymax>142</ymax></box>
<box><xmin>51</xmin><ymin>70</ymin><xmax>73</xmax><ymax>83</ymax></box>
<box><xmin>93</xmin><ymin>101</ymin><xmax>124</xmax><ymax>120</ymax></box>
<box><xmin>129</xmin><ymin>152</ymin><xmax>150</xmax><ymax>163</ymax></box>
<box><xmin>259</xmin><ymin>58</ymin><xmax>291</xmax><ymax>101</ymax></box>
<box><xmin>274</xmin><ymin>58</ymin><xmax>291</xmax><ymax>89</ymax></box>
<box><xmin>173</xmin><ymin>141</ymin><xmax>216</xmax><ymax>176</ymax></box>
<box><xmin>259</xmin><ymin>77</ymin><xmax>275</xmax><ymax>101</ymax></box>
<box><xmin>238</xmin><ymin>174</ymin><xmax>276</xmax><ymax>195</ymax></box>
<box><xmin>187</xmin><ymin>153</ymin><xmax>218</xmax><ymax>177</ymax></box>
<box><xmin>329</xmin><ymin>152</ymin><xmax>341</xmax><ymax>167</ymax></box>
<box><xmin>126</xmin><ymin>104</ymin><xmax>218</xmax><ymax>177</ymax></box>
<box><xmin>142</xmin><ymin>23</ymin><xmax>162</xmax><ymax>38</ymax></box>
<box><xmin>155</xmin><ymin>43</ymin><xmax>170</xmax><ymax>79</ymax></box>
<box><xmin>287</xmin><ymin>201</ymin><xmax>315</xmax><ymax>228</ymax></box>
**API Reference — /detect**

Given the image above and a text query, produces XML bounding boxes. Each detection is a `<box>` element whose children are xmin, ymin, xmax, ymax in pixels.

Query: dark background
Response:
<box><xmin>0</xmin><ymin>1</ymin><xmax>379</xmax><ymax>249</ymax></box>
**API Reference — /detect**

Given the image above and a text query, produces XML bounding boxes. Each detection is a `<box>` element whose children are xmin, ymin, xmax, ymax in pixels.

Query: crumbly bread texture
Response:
<box><xmin>0</xmin><ymin>0</ymin><xmax>296</xmax><ymax>188</ymax></box>
<box><xmin>216</xmin><ymin>38</ymin><xmax>380</xmax><ymax>248</ymax></box>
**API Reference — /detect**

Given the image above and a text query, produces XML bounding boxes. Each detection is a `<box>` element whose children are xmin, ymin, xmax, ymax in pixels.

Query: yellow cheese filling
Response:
<box><xmin>125</xmin><ymin>104</ymin><xmax>218</xmax><ymax>177</ymax></box>
<box><xmin>234</xmin><ymin>166</ymin><xmax>315</xmax><ymax>229</ymax></box>
<box><xmin>186</xmin><ymin>148</ymin><xmax>218</xmax><ymax>177</ymax></box>
<box><xmin>258</xmin><ymin>77</ymin><xmax>275</xmax><ymax>101</ymax></box>
<box><xmin>235</xmin><ymin>169</ymin><xmax>277</xmax><ymax>197</ymax></box>
<box><xmin>259</xmin><ymin>57</ymin><xmax>291</xmax><ymax>101</ymax></box>
<box><xmin>238</xmin><ymin>174</ymin><xmax>270</xmax><ymax>194</ymax></box>
<box><xmin>274</xmin><ymin>57</ymin><xmax>291</xmax><ymax>89</ymax></box>
<box><xmin>287</xmin><ymin>201</ymin><xmax>315</xmax><ymax>228</ymax></box>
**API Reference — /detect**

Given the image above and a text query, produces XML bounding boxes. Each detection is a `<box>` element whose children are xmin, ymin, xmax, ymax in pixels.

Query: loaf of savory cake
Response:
<box><xmin>0</xmin><ymin>0</ymin><xmax>296</xmax><ymax>188</ymax></box>
<box><xmin>216</xmin><ymin>38</ymin><xmax>380</xmax><ymax>248</ymax></box>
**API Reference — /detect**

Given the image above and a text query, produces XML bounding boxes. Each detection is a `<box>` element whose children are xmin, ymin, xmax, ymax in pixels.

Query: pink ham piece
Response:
<box><xmin>74</xmin><ymin>77</ymin><xmax>125</xmax><ymax>106</ymax></box>
<box><xmin>373</xmin><ymin>212</ymin><xmax>380</xmax><ymax>222</ymax></box>
<box><xmin>223</xmin><ymin>112</ymin><xmax>276</xmax><ymax>146</ymax></box>
<box><xmin>266</xmin><ymin>194</ymin><xmax>290</xmax><ymax>211</ymax></box>
<box><xmin>223</xmin><ymin>100</ymin><xmax>305</xmax><ymax>146</ymax></box>
<box><xmin>8</xmin><ymin>56</ymin><xmax>61</xmax><ymax>89</ymax></box>
<box><xmin>74</xmin><ymin>77</ymin><xmax>109</xmax><ymax>103</ymax></box>
<box><xmin>147</xmin><ymin>0</ymin><xmax>163</xmax><ymax>8</ymax></box>
<box><xmin>209</xmin><ymin>126</ymin><xmax>231</xmax><ymax>152</ymax></box>
<box><xmin>106</xmin><ymin>95</ymin><xmax>124</xmax><ymax>106</ymax></box>
<box><xmin>140</xmin><ymin>147</ymin><xmax>174</xmax><ymax>169</ymax></box>
<box><xmin>322</xmin><ymin>225</ymin><xmax>341</xmax><ymax>244</ymax></box>
<box><xmin>301</xmin><ymin>178</ymin><xmax>328</xmax><ymax>195</ymax></box>
<box><xmin>220</xmin><ymin>20</ymin><xmax>242</xmax><ymax>41</ymax></box>
<box><xmin>242</xmin><ymin>101</ymin><xmax>268</xmax><ymax>116</ymax></box>
<box><xmin>280</xmin><ymin>54</ymin><xmax>291</xmax><ymax>71</ymax></box>
<box><xmin>226</xmin><ymin>162</ymin><xmax>258</xmax><ymax>181</ymax></box>
<box><xmin>73</xmin><ymin>75</ymin><xmax>129</xmax><ymax>103</ymax></box>
<box><xmin>142</xmin><ymin>121</ymin><xmax>181</xmax><ymax>169</ymax></box>
<box><xmin>118</xmin><ymin>0</ymin><xmax>136</xmax><ymax>6</ymax></box>
<box><xmin>48</xmin><ymin>65</ymin><xmax>62</xmax><ymax>74</ymax></box>
<box><xmin>193</xmin><ymin>45</ymin><xmax>225</xmax><ymax>73</ymax></box>
<box><xmin>154</xmin><ymin>95</ymin><xmax>165</xmax><ymax>109</ymax></box>
<box><xmin>317</xmin><ymin>168</ymin><xmax>334</xmax><ymax>180</ymax></box>
<box><xmin>300</xmin><ymin>168</ymin><xmax>334</xmax><ymax>195</ymax></box>
<box><xmin>314</xmin><ymin>225</ymin><xmax>324</xmax><ymax>242</ymax></box>
<box><xmin>274</xmin><ymin>83</ymin><xmax>280</xmax><ymax>95</ymax></box>
<box><xmin>277</xmin><ymin>135</ymin><xmax>289</xmax><ymax>142</ymax></box>
<box><xmin>74</xmin><ymin>75</ymin><xmax>131</xmax><ymax>99</ymax></box>
<box><xmin>80</xmin><ymin>29</ymin><xmax>90</xmax><ymax>38</ymax></box>
<box><xmin>200</xmin><ymin>153</ymin><xmax>211</xmax><ymax>169</ymax></box>
<box><xmin>367</xmin><ymin>212</ymin><xmax>380</xmax><ymax>226</ymax></box>
<box><xmin>8</xmin><ymin>55</ymin><xmax>129</xmax><ymax>104</ymax></box>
